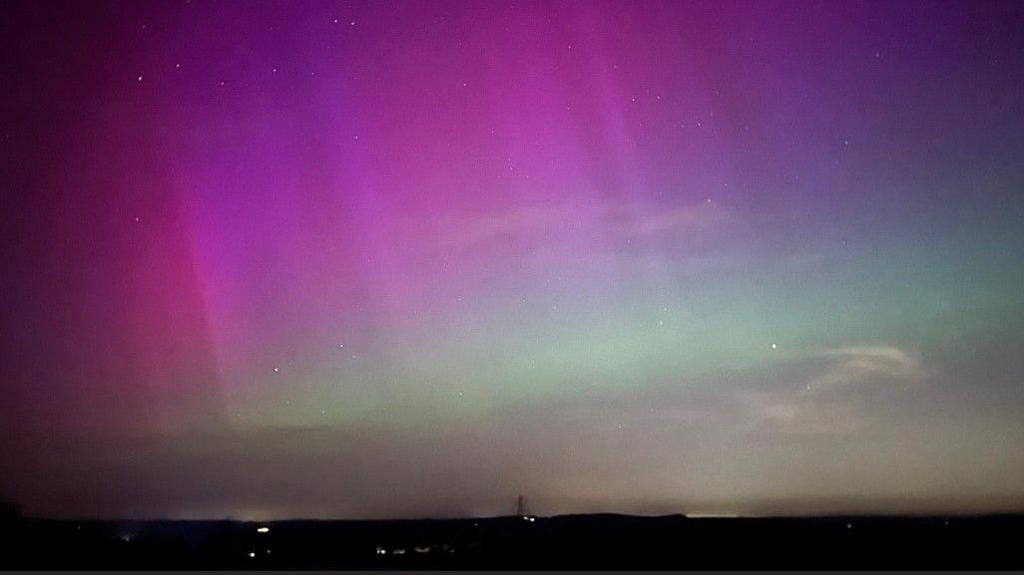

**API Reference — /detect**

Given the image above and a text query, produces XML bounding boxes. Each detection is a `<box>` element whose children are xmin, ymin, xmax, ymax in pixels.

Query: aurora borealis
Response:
<box><xmin>2</xmin><ymin>0</ymin><xmax>1024</xmax><ymax>519</ymax></box>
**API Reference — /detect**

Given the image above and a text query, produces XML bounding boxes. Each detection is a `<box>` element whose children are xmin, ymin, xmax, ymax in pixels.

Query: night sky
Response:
<box><xmin>2</xmin><ymin>0</ymin><xmax>1024</xmax><ymax>520</ymax></box>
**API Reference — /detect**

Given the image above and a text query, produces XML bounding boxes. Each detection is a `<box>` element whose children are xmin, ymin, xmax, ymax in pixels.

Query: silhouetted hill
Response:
<box><xmin>1</xmin><ymin>512</ymin><xmax>1022</xmax><ymax>569</ymax></box>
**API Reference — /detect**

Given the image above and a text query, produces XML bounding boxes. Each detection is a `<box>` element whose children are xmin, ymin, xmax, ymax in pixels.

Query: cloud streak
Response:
<box><xmin>417</xmin><ymin>200</ymin><xmax>741</xmax><ymax>253</ymax></box>
<box><xmin>744</xmin><ymin>345</ymin><xmax>926</xmax><ymax>435</ymax></box>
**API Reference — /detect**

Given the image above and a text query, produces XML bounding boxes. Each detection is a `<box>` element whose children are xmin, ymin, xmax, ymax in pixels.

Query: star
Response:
<box><xmin>770</xmin><ymin>343</ymin><xmax>778</xmax><ymax>350</ymax></box>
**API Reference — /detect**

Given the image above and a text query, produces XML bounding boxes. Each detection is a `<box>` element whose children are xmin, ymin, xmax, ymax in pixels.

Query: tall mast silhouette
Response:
<box><xmin>516</xmin><ymin>494</ymin><xmax>527</xmax><ymax>517</ymax></box>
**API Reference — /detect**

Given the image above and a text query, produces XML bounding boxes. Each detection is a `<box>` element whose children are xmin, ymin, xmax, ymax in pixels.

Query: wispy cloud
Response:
<box><xmin>613</xmin><ymin>203</ymin><xmax>738</xmax><ymax>237</ymax></box>
<box><xmin>807</xmin><ymin>346</ymin><xmax>924</xmax><ymax>390</ymax></box>
<box><xmin>745</xmin><ymin>345</ymin><xmax>927</xmax><ymax>435</ymax></box>
<box><xmin>418</xmin><ymin>200</ymin><xmax>739</xmax><ymax>253</ymax></box>
<box><xmin>425</xmin><ymin>204</ymin><xmax>580</xmax><ymax>251</ymax></box>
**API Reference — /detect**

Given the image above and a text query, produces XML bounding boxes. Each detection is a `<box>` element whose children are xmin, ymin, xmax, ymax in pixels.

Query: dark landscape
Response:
<box><xmin>2</xmin><ymin>508</ymin><xmax>1022</xmax><ymax>570</ymax></box>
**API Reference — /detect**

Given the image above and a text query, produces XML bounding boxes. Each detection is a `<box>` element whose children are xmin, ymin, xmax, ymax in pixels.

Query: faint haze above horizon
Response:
<box><xmin>1</xmin><ymin>0</ymin><xmax>1023</xmax><ymax>520</ymax></box>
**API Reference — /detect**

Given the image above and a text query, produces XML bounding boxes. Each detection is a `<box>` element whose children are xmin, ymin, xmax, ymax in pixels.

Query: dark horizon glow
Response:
<box><xmin>1</xmin><ymin>0</ymin><xmax>1023</xmax><ymax>520</ymax></box>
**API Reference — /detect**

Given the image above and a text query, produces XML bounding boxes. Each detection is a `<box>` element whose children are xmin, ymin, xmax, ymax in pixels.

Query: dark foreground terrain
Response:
<box><xmin>1</xmin><ymin>510</ymin><xmax>1022</xmax><ymax>569</ymax></box>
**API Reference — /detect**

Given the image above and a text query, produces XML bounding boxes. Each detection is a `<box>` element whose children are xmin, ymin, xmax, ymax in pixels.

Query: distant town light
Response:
<box><xmin>248</xmin><ymin>552</ymin><xmax>256</xmax><ymax>558</ymax></box>
<box><xmin>256</xmin><ymin>526</ymin><xmax>270</xmax><ymax>534</ymax></box>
